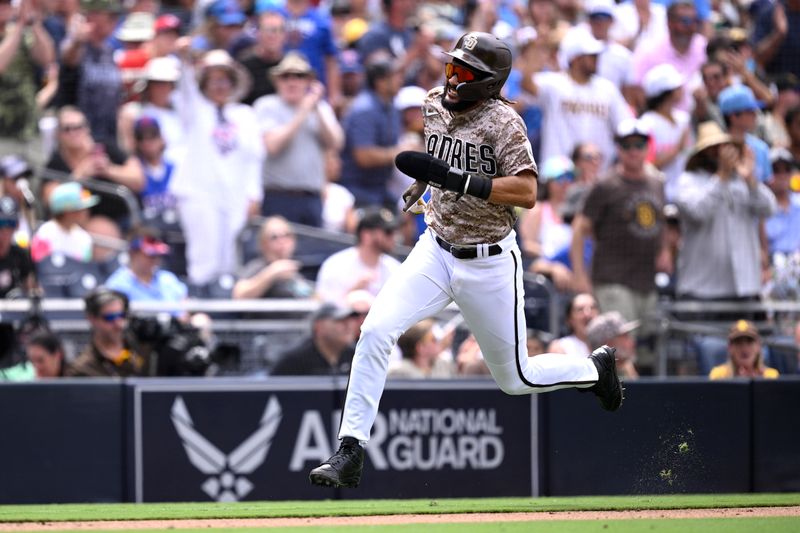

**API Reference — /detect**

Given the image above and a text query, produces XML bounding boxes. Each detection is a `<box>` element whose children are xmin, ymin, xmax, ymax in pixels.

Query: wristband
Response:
<box><xmin>462</xmin><ymin>173</ymin><xmax>492</xmax><ymax>200</ymax></box>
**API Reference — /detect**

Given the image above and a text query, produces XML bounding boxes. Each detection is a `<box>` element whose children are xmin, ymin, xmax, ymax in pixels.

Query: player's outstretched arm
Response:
<box><xmin>485</xmin><ymin>171</ymin><xmax>537</xmax><ymax>209</ymax></box>
<box><xmin>395</xmin><ymin>151</ymin><xmax>536</xmax><ymax>209</ymax></box>
<box><xmin>395</xmin><ymin>151</ymin><xmax>493</xmax><ymax>199</ymax></box>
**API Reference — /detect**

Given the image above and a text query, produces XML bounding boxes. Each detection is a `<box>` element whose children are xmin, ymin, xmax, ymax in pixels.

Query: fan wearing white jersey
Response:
<box><xmin>521</xmin><ymin>30</ymin><xmax>632</xmax><ymax>173</ymax></box>
<box><xmin>309</xmin><ymin>32</ymin><xmax>624</xmax><ymax>490</ymax></box>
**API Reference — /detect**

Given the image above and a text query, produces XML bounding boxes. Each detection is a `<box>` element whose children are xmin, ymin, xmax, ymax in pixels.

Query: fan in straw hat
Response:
<box><xmin>197</xmin><ymin>49</ymin><xmax>252</xmax><ymax>103</ymax></box>
<box><xmin>685</xmin><ymin>121</ymin><xmax>735</xmax><ymax>171</ymax></box>
<box><xmin>269</xmin><ymin>51</ymin><xmax>316</xmax><ymax>82</ymax></box>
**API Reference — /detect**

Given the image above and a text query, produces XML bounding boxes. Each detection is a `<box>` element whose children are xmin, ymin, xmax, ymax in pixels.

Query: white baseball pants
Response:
<box><xmin>338</xmin><ymin>228</ymin><xmax>600</xmax><ymax>443</ymax></box>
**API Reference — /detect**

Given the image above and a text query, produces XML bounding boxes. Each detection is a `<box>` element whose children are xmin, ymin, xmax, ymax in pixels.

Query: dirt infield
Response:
<box><xmin>2</xmin><ymin>506</ymin><xmax>799</xmax><ymax>530</ymax></box>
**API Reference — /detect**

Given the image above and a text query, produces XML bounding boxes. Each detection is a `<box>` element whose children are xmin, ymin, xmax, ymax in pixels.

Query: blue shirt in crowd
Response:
<box><xmin>746</xmin><ymin>133</ymin><xmax>773</xmax><ymax>184</ymax></box>
<box><xmin>339</xmin><ymin>90</ymin><xmax>401</xmax><ymax>207</ymax></box>
<box><xmin>505</xmin><ymin>68</ymin><xmax>543</xmax><ymax>162</ymax></box>
<box><xmin>106</xmin><ymin>267</ymin><xmax>188</xmax><ymax>311</ymax></box>
<box><xmin>766</xmin><ymin>202</ymin><xmax>800</xmax><ymax>255</ymax></box>
<box><xmin>279</xmin><ymin>5</ymin><xmax>338</xmax><ymax>85</ymax></box>
<box><xmin>140</xmin><ymin>160</ymin><xmax>177</xmax><ymax>214</ymax></box>
<box><xmin>357</xmin><ymin>20</ymin><xmax>415</xmax><ymax>61</ymax></box>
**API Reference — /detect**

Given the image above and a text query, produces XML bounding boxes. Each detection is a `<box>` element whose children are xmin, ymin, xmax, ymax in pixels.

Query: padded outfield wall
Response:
<box><xmin>0</xmin><ymin>377</ymin><xmax>797</xmax><ymax>503</ymax></box>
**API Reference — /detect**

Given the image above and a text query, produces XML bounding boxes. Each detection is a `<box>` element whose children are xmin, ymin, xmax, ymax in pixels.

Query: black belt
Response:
<box><xmin>435</xmin><ymin>235</ymin><xmax>502</xmax><ymax>260</ymax></box>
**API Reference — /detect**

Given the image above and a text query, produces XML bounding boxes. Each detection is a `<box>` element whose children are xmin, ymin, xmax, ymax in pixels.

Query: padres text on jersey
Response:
<box><xmin>422</xmin><ymin>87</ymin><xmax>537</xmax><ymax>245</ymax></box>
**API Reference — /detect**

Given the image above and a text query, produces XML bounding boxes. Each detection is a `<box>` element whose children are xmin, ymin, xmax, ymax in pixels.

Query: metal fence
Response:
<box><xmin>653</xmin><ymin>299</ymin><xmax>800</xmax><ymax>376</ymax></box>
<box><xmin>2</xmin><ymin>293</ymin><xmax>798</xmax><ymax>377</ymax></box>
<box><xmin>37</xmin><ymin>169</ymin><xmax>143</xmax><ymax>227</ymax></box>
<box><xmin>0</xmin><ymin>298</ymin><xmax>467</xmax><ymax>375</ymax></box>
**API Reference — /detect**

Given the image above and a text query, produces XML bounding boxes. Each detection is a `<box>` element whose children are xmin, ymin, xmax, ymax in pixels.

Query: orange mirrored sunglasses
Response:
<box><xmin>445</xmin><ymin>62</ymin><xmax>476</xmax><ymax>82</ymax></box>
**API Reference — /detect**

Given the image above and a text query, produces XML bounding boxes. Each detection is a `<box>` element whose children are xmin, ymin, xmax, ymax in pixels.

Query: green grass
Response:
<box><xmin>25</xmin><ymin>517</ymin><xmax>800</xmax><ymax>533</ymax></box>
<box><xmin>0</xmin><ymin>494</ymin><xmax>798</xmax><ymax>523</ymax></box>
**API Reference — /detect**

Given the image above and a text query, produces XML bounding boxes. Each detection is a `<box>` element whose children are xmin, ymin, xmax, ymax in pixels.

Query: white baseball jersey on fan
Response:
<box><xmin>338</xmin><ymin>87</ymin><xmax>600</xmax><ymax>443</ymax></box>
<box><xmin>533</xmin><ymin>71</ymin><xmax>632</xmax><ymax>173</ymax></box>
<box><xmin>639</xmin><ymin>109</ymin><xmax>692</xmax><ymax>202</ymax></box>
<box><xmin>568</xmin><ymin>25</ymin><xmax>634</xmax><ymax>91</ymax></box>
<box><xmin>316</xmin><ymin>246</ymin><xmax>401</xmax><ymax>303</ymax></box>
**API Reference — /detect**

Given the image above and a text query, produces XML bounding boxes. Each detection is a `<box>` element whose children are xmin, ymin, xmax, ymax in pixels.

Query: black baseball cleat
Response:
<box><xmin>588</xmin><ymin>345</ymin><xmax>624</xmax><ymax>411</ymax></box>
<box><xmin>309</xmin><ymin>437</ymin><xmax>364</xmax><ymax>488</ymax></box>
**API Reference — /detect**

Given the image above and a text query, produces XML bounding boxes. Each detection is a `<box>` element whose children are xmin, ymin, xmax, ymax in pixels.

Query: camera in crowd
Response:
<box><xmin>85</xmin><ymin>287</ymin><xmax>240</xmax><ymax>377</ymax></box>
<box><xmin>128</xmin><ymin>314</ymin><xmax>240</xmax><ymax>377</ymax></box>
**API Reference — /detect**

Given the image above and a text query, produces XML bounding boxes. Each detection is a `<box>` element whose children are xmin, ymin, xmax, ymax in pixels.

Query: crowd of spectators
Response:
<box><xmin>1</xmin><ymin>0</ymin><xmax>799</xmax><ymax>380</ymax></box>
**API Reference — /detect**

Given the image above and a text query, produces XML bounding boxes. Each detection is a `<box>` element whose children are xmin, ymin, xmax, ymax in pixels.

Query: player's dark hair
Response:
<box><xmin>493</xmin><ymin>93</ymin><xmax>516</xmax><ymax>105</ymax></box>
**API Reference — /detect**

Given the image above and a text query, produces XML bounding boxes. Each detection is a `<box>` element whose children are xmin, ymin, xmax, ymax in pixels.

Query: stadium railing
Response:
<box><xmin>0</xmin><ymin>298</ymin><xmax>465</xmax><ymax>373</ymax></box>
<box><xmin>653</xmin><ymin>299</ymin><xmax>799</xmax><ymax>377</ymax></box>
<box><xmin>38</xmin><ymin>169</ymin><xmax>143</xmax><ymax>227</ymax></box>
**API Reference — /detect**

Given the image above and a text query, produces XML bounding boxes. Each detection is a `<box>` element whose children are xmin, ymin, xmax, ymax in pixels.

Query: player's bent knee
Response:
<box><xmin>357</xmin><ymin>323</ymin><xmax>397</xmax><ymax>356</ymax></box>
<box><xmin>495</xmin><ymin>379</ymin><xmax>533</xmax><ymax>396</ymax></box>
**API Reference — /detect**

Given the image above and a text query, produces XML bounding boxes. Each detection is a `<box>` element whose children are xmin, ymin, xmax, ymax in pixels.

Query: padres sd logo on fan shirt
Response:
<box><xmin>622</xmin><ymin>192</ymin><xmax>662</xmax><ymax>239</ymax></box>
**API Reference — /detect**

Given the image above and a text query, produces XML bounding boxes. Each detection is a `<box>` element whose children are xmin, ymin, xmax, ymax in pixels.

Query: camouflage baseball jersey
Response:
<box><xmin>422</xmin><ymin>87</ymin><xmax>537</xmax><ymax>245</ymax></box>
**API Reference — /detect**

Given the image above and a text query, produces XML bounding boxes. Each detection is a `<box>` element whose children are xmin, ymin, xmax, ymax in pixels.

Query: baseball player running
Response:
<box><xmin>309</xmin><ymin>32</ymin><xmax>623</xmax><ymax>489</ymax></box>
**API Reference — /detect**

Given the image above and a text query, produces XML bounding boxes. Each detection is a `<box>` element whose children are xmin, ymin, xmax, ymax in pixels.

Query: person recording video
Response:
<box><xmin>66</xmin><ymin>287</ymin><xmax>148</xmax><ymax>377</ymax></box>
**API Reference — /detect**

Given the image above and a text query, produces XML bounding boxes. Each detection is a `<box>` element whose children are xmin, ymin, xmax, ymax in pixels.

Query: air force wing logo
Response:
<box><xmin>171</xmin><ymin>396</ymin><xmax>282</xmax><ymax>502</ymax></box>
